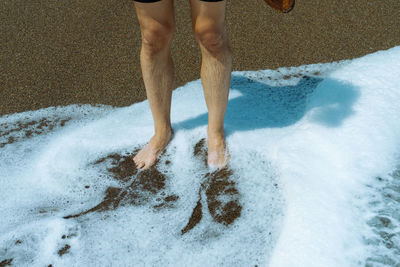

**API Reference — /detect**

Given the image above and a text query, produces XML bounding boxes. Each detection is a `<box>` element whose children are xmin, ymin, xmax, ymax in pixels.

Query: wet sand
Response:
<box><xmin>63</xmin><ymin>139</ymin><xmax>241</xmax><ymax>235</ymax></box>
<box><xmin>1</xmin><ymin>0</ymin><xmax>400</xmax><ymax>115</ymax></box>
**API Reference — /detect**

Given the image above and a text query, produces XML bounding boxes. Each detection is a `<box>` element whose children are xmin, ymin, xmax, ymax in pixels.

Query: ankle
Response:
<box><xmin>207</xmin><ymin>130</ymin><xmax>225</xmax><ymax>148</ymax></box>
<box><xmin>154</xmin><ymin>126</ymin><xmax>173</xmax><ymax>139</ymax></box>
<box><xmin>207</xmin><ymin>128</ymin><xmax>224</xmax><ymax>139</ymax></box>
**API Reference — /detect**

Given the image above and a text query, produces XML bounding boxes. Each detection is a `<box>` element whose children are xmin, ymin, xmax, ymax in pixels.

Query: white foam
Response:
<box><xmin>1</xmin><ymin>47</ymin><xmax>400</xmax><ymax>266</ymax></box>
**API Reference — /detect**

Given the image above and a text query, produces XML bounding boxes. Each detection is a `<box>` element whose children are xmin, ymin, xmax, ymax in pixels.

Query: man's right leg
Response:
<box><xmin>132</xmin><ymin>0</ymin><xmax>175</xmax><ymax>170</ymax></box>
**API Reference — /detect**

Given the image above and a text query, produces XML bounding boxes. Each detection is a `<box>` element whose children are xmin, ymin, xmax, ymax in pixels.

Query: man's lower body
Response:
<box><xmin>132</xmin><ymin>0</ymin><xmax>232</xmax><ymax>170</ymax></box>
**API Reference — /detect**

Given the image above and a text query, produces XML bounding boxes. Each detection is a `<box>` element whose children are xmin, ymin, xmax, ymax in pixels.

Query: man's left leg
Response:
<box><xmin>190</xmin><ymin>0</ymin><xmax>232</xmax><ymax>169</ymax></box>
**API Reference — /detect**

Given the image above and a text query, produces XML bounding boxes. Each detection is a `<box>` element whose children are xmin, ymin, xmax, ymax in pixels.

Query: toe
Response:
<box><xmin>207</xmin><ymin>154</ymin><xmax>218</xmax><ymax>169</ymax></box>
<box><xmin>133</xmin><ymin>153</ymin><xmax>140</xmax><ymax>163</ymax></box>
<box><xmin>136</xmin><ymin>161</ymin><xmax>145</xmax><ymax>169</ymax></box>
<box><xmin>207</xmin><ymin>149</ymin><xmax>230</xmax><ymax>170</ymax></box>
<box><xmin>141</xmin><ymin>163</ymin><xmax>150</xmax><ymax>170</ymax></box>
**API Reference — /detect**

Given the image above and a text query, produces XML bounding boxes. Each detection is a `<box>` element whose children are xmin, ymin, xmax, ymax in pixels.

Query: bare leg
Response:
<box><xmin>190</xmin><ymin>0</ymin><xmax>232</xmax><ymax>169</ymax></box>
<box><xmin>132</xmin><ymin>0</ymin><xmax>175</xmax><ymax>169</ymax></box>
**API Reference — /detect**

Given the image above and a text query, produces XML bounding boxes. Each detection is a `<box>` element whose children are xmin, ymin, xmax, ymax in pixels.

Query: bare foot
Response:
<box><xmin>133</xmin><ymin>129</ymin><xmax>173</xmax><ymax>170</ymax></box>
<box><xmin>207</xmin><ymin>131</ymin><xmax>230</xmax><ymax>170</ymax></box>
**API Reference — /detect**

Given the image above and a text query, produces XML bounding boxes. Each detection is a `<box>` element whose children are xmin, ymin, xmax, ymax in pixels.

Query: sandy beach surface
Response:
<box><xmin>1</xmin><ymin>45</ymin><xmax>400</xmax><ymax>266</ymax></box>
<box><xmin>1</xmin><ymin>0</ymin><xmax>400</xmax><ymax>115</ymax></box>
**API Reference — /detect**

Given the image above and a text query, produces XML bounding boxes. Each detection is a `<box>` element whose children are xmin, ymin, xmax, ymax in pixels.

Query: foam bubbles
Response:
<box><xmin>1</xmin><ymin>47</ymin><xmax>400</xmax><ymax>266</ymax></box>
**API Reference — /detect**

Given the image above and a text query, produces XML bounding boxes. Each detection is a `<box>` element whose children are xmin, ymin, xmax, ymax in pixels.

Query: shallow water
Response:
<box><xmin>1</xmin><ymin>47</ymin><xmax>400</xmax><ymax>266</ymax></box>
<box><xmin>363</xmin><ymin>169</ymin><xmax>400</xmax><ymax>266</ymax></box>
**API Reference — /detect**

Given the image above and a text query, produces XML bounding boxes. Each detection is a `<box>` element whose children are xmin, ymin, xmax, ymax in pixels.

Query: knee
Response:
<box><xmin>194</xmin><ymin>20</ymin><xmax>226</xmax><ymax>56</ymax></box>
<box><xmin>141</xmin><ymin>21</ymin><xmax>174</xmax><ymax>55</ymax></box>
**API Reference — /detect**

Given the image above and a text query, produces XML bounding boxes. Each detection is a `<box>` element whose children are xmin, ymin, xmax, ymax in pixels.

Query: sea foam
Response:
<box><xmin>1</xmin><ymin>47</ymin><xmax>400</xmax><ymax>267</ymax></box>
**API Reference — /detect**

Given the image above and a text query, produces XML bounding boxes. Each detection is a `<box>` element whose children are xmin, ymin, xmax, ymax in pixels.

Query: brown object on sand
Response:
<box><xmin>264</xmin><ymin>0</ymin><xmax>295</xmax><ymax>13</ymax></box>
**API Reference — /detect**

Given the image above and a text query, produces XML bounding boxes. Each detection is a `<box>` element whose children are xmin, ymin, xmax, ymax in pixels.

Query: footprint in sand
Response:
<box><xmin>181</xmin><ymin>138</ymin><xmax>242</xmax><ymax>234</ymax></box>
<box><xmin>63</xmin><ymin>151</ymin><xmax>179</xmax><ymax>219</ymax></box>
<box><xmin>63</xmin><ymin>139</ymin><xmax>242</xmax><ymax>236</ymax></box>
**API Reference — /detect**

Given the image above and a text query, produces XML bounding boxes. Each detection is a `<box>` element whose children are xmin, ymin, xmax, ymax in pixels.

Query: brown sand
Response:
<box><xmin>1</xmin><ymin>0</ymin><xmax>400</xmax><ymax>115</ymax></box>
<box><xmin>0</xmin><ymin>258</ymin><xmax>13</xmax><ymax>267</ymax></box>
<box><xmin>63</xmin><ymin>139</ymin><xmax>241</xmax><ymax>234</ymax></box>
